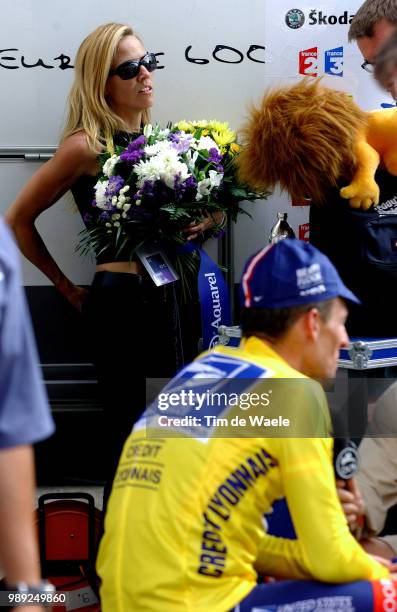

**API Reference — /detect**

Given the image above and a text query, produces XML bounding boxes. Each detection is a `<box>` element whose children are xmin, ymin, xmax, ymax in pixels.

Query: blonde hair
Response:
<box><xmin>61</xmin><ymin>22</ymin><xmax>150</xmax><ymax>153</ymax></box>
<box><xmin>237</xmin><ymin>79</ymin><xmax>368</xmax><ymax>205</ymax></box>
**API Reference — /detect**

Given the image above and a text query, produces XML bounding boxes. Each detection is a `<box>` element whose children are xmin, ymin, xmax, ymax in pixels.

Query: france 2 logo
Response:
<box><xmin>299</xmin><ymin>47</ymin><xmax>318</xmax><ymax>76</ymax></box>
<box><xmin>299</xmin><ymin>223</ymin><xmax>310</xmax><ymax>242</ymax></box>
<box><xmin>299</xmin><ymin>46</ymin><xmax>343</xmax><ymax>77</ymax></box>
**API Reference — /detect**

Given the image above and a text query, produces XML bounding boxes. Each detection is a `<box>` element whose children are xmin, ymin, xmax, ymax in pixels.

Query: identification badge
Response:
<box><xmin>136</xmin><ymin>244</ymin><xmax>179</xmax><ymax>286</ymax></box>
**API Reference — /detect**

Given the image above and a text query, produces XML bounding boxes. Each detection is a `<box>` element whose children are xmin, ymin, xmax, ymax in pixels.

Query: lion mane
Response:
<box><xmin>237</xmin><ymin>79</ymin><xmax>368</xmax><ymax>204</ymax></box>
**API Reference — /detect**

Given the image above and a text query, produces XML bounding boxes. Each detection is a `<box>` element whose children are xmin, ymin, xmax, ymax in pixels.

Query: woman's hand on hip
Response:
<box><xmin>58</xmin><ymin>278</ymin><xmax>89</xmax><ymax>312</ymax></box>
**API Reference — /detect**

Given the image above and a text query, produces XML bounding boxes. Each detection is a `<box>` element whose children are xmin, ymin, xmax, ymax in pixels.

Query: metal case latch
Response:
<box><xmin>218</xmin><ymin>325</ymin><xmax>231</xmax><ymax>346</ymax></box>
<box><xmin>348</xmin><ymin>341</ymin><xmax>373</xmax><ymax>369</ymax></box>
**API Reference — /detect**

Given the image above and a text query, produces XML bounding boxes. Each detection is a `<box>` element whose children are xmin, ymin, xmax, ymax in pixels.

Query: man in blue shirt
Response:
<box><xmin>0</xmin><ymin>217</ymin><xmax>54</xmax><ymax>610</ymax></box>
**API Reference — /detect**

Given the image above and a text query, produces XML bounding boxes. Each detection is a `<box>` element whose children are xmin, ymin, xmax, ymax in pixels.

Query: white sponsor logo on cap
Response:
<box><xmin>296</xmin><ymin>263</ymin><xmax>326</xmax><ymax>296</ymax></box>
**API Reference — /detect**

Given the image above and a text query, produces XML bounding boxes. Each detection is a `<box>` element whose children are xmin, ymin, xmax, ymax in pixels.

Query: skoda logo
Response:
<box><xmin>285</xmin><ymin>8</ymin><xmax>305</xmax><ymax>29</ymax></box>
<box><xmin>335</xmin><ymin>446</ymin><xmax>359</xmax><ymax>479</ymax></box>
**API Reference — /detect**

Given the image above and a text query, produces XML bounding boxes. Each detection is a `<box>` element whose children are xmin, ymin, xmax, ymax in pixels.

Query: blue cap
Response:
<box><xmin>240</xmin><ymin>239</ymin><xmax>360</xmax><ymax>309</ymax></box>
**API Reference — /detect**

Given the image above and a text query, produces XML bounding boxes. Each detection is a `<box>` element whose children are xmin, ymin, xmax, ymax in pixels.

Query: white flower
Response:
<box><xmin>156</xmin><ymin>149</ymin><xmax>190</xmax><ymax>188</ymax></box>
<box><xmin>102</xmin><ymin>154</ymin><xmax>119</xmax><ymax>177</ymax></box>
<box><xmin>120</xmin><ymin>185</ymin><xmax>130</xmax><ymax>194</ymax></box>
<box><xmin>143</xmin><ymin>124</ymin><xmax>153</xmax><ymax>138</ymax></box>
<box><xmin>195</xmin><ymin>171</ymin><xmax>223</xmax><ymax>202</ymax></box>
<box><xmin>196</xmin><ymin>178</ymin><xmax>212</xmax><ymax>201</ymax></box>
<box><xmin>194</xmin><ymin>135</ymin><xmax>219</xmax><ymax>153</ymax></box>
<box><xmin>156</xmin><ymin>147</ymin><xmax>180</xmax><ymax>165</ymax></box>
<box><xmin>208</xmin><ymin>169</ymin><xmax>223</xmax><ymax>188</ymax></box>
<box><xmin>134</xmin><ymin>143</ymin><xmax>191</xmax><ymax>190</ymax></box>
<box><xmin>161</xmin><ymin>161</ymin><xmax>190</xmax><ymax>189</ymax></box>
<box><xmin>185</xmin><ymin>149</ymin><xmax>199</xmax><ymax>170</ymax></box>
<box><xmin>144</xmin><ymin>140</ymin><xmax>173</xmax><ymax>157</ymax></box>
<box><xmin>157</xmin><ymin>128</ymin><xmax>170</xmax><ymax>139</ymax></box>
<box><xmin>94</xmin><ymin>180</ymin><xmax>109</xmax><ymax>209</ymax></box>
<box><xmin>133</xmin><ymin>157</ymin><xmax>162</xmax><ymax>186</ymax></box>
<box><xmin>111</xmin><ymin>213</ymin><xmax>121</xmax><ymax>221</ymax></box>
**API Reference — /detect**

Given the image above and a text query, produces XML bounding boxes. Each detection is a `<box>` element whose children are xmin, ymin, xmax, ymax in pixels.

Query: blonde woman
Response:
<box><xmin>6</xmin><ymin>23</ymin><xmax>214</xmax><ymax>499</ymax></box>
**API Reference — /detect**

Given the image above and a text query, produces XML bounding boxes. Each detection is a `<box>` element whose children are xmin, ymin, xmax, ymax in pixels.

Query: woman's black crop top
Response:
<box><xmin>70</xmin><ymin>132</ymin><xmax>138</xmax><ymax>264</ymax></box>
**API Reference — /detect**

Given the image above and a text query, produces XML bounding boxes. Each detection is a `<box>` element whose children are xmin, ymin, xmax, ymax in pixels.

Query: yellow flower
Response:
<box><xmin>177</xmin><ymin>120</ymin><xmax>194</xmax><ymax>133</ymax></box>
<box><xmin>194</xmin><ymin>120</ymin><xmax>210</xmax><ymax>128</ymax></box>
<box><xmin>230</xmin><ymin>143</ymin><xmax>241</xmax><ymax>154</ymax></box>
<box><xmin>212</xmin><ymin>128</ymin><xmax>236</xmax><ymax>147</ymax></box>
<box><xmin>208</xmin><ymin>120</ymin><xmax>230</xmax><ymax>132</ymax></box>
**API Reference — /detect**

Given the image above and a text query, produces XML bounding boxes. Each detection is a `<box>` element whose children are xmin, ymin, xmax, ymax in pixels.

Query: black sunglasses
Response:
<box><xmin>361</xmin><ymin>59</ymin><xmax>375</xmax><ymax>73</ymax></box>
<box><xmin>109</xmin><ymin>52</ymin><xmax>158</xmax><ymax>80</ymax></box>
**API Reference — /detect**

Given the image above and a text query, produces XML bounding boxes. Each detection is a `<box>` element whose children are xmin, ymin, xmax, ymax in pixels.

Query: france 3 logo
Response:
<box><xmin>299</xmin><ymin>46</ymin><xmax>343</xmax><ymax>77</ymax></box>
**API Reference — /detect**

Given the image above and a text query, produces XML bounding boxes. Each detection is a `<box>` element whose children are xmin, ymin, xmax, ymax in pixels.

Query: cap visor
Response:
<box><xmin>338</xmin><ymin>286</ymin><xmax>361</xmax><ymax>305</ymax></box>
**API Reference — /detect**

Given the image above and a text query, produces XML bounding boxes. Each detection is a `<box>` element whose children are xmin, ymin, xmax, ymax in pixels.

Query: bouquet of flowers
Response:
<box><xmin>79</xmin><ymin>119</ymin><xmax>267</xmax><ymax>294</ymax></box>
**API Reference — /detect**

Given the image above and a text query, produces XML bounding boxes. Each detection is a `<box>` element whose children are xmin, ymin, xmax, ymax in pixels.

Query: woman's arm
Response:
<box><xmin>5</xmin><ymin>132</ymin><xmax>98</xmax><ymax>310</ymax></box>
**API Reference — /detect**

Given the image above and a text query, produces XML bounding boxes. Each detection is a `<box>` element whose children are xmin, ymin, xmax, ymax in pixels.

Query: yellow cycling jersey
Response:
<box><xmin>97</xmin><ymin>336</ymin><xmax>388</xmax><ymax>612</ymax></box>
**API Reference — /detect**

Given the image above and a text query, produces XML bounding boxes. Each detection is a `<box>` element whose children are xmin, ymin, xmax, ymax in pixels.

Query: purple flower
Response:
<box><xmin>136</xmin><ymin>180</ymin><xmax>155</xmax><ymax>199</ymax></box>
<box><xmin>205</xmin><ymin>148</ymin><xmax>223</xmax><ymax>172</ymax></box>
<box><xmin>176</xmin><ymin>140</ymin><xmax>192</xmax><ymax>154</ymax></box>
<box><xmin>120</xmin><ymin>149</ymin><xmax>145</xmax><ymax>163</ymax></box>
<box><xmin>171</xmin><ymin>174</ymin><xmax>197</xmax><ymax>202</ymax></box>
<box><xmin>127</xmin><ymin>134</ymin><xmax>146</xmax><ymax>150</ymax></box>
<box><xmin>105</xmin><ymin>175</ymin><xmax>125</xmax><ymax>197</ymax></box>
<box><xmin>99</xmin><ymin>211</ymin><xmax>111</xmax><ymax>221</ymax></box>
<box><xmin>132</xmin><ymin>134</ymin><xmax>146</xmax><ymax>148</ymax></box>
<box><xmin>185</xmin><ymin>175</ymin><xmax>197</xmax><ymax>189</ymax></box>
<box><xmin>169</xmin><ymin>131</ymin><xmax>193</xmax><ymax>154</ymax></box>
<box><xmin>169</xmin><ymin>131</ymin><xmax>182</xmax><ymax>142</ymax></box>
<box><xmin>120</xmin><ymin>135</ymin><xmax>146</xmax><ymax>163</ymax></box>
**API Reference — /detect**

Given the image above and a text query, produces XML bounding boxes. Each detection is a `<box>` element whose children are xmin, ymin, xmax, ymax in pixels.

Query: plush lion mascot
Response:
<box><xmin>237</xmin><ymin>78</ymin><xmax>396</xmax><ymax>210</ymax></box>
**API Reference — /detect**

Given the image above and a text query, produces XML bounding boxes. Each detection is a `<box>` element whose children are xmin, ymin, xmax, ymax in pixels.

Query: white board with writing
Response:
<box><xmin>0</xmin><ymin>0</ymin><xmax>391</xmax><ymax>286</ymax></box>
<box><xmin>0</xmin><ymin>0</ymin><xmax>266</xmax><ymax>284</ymax></box>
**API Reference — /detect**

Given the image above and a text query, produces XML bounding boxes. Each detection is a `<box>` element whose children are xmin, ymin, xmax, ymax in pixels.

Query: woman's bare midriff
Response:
<box><xmin>96</xmin><ymin>261</ymin><xmax>144</xmax><ymax>274</ymax></box>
